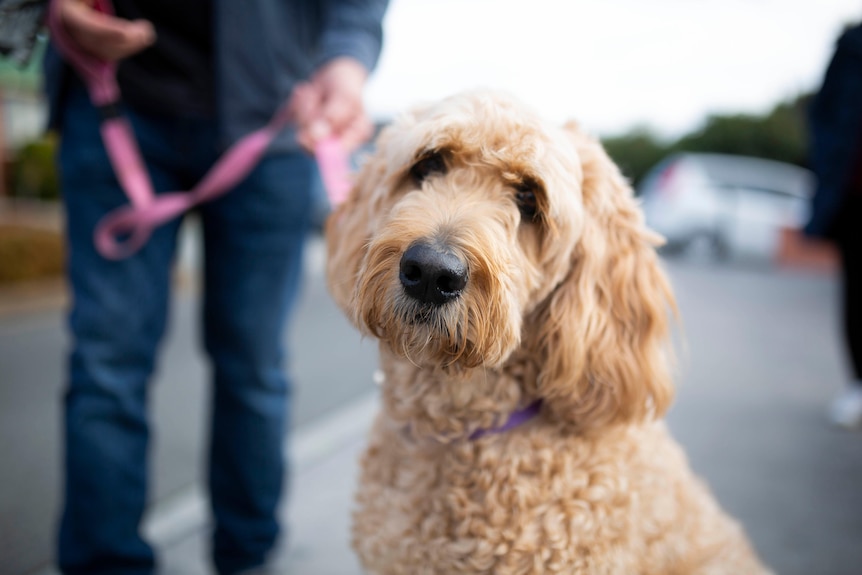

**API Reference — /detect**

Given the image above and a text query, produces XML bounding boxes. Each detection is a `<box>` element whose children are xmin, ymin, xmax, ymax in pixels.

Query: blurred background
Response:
<box><xmin>1</xmin><ymin>1</ymin><xmax>861</xmax><ymax>574</ymax></box>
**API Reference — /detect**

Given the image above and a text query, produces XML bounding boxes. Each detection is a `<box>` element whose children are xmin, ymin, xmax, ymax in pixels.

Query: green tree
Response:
<box><xmin>670</xmin><ymin>94</ymin><xmax>809</xmax><ymax>165</ymax></box>
<box><xmin>599</xmin><ymin>93</ymin><xmax>811</xmax><ymax>189</ymax></box>
<box><xmin>13</xmin><ymin>135</ymin><xmax>59</xmax><ymax>201</ymax></box>
<box><xmin>601</xmin><ymin>128</ymin><xmax>669</xmax><ymax>188</ymax></box>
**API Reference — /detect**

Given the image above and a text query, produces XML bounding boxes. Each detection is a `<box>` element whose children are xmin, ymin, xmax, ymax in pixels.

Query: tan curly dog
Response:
<box><xmin>326</xmin><ymin>90</ymin><xmax>772</xmax><ymax>575</ymax></box>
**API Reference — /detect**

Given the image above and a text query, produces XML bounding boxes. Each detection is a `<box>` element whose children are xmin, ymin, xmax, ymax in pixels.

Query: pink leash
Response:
<box><xmin>48</xmin><ymin>0</ymin><xmax>352</xmax><ymax>260</ymax></box>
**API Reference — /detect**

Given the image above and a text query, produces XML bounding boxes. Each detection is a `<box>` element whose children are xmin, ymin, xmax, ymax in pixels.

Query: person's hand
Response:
<box><xmin>289</xmin><ymin>57</ymin><xmax>373</xmax><ymax>153</ymax></box>
<box><xmin>58</xmin><ymin>0</ymin><xmax>155</xmax><ymax>61</ymax></box>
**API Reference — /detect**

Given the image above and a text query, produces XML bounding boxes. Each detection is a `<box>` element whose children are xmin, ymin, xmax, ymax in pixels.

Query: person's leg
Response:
<box><xmin>829</xmin><ymin>194</ymin><xmax>862</xmax><ymax>427</ymax></box>
<box><xmin>839</xmin><ymin>199</ymin><xmax>862</xmax><ymax>381</ymax></box>
<box><xmin>57</xmin><ymin>85</ymin><xmax>186</xmax><ymax>574</ymax></box>
<box><xmin>199</xmin><ymin>152</ymin><xmax>315</xmax><ymax>574</ymax></box>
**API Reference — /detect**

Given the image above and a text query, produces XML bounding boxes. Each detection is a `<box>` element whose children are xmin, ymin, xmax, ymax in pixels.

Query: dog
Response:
<box><xmin>325</xmin><ymin>90</ymin><xmax>772</xmax><ymax>575</ymax></box>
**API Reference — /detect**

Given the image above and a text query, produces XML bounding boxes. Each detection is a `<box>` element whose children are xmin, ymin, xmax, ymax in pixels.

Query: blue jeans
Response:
<box><xmin>57</xmin><ymin>85</ymin><xmax>314</xmax><ymax>575</ymax></box>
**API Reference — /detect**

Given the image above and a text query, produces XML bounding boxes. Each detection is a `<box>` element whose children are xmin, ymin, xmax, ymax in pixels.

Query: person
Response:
<box><xmin>805</xmin><ymin>22</ymin><xmax>862</xmax><ymax>429</ymax></box>
<box><xmin>44</xmin><ymin>0</ymin><xmax>388</xmax><ymax>573</ymax></box>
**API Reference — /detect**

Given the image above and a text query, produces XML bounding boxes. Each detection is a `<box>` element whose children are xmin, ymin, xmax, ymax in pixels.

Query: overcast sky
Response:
<box><xmin>364</xmin><ymin>0</ymin><xmax>861</xmax><ymax>138</ymax></box>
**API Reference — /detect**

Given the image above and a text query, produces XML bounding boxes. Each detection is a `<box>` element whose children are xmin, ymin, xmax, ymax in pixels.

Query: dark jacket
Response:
<box><xmin>44</xmin><ymin>0</ymin><xmax>388</xmax><ymax>152</ymax></box>
<box><xmin>806</xmin><ymin>23</ymin><xmax>862</xmax><ymax>238</ymax></box>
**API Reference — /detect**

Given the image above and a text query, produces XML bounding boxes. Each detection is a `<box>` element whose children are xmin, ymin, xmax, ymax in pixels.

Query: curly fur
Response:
<box><xmin>326</xmin><ymin>90</ymin><xmax>771</xmax><ymax>574</ymax></box>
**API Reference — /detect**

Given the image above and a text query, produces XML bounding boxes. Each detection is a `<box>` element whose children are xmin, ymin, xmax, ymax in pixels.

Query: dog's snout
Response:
<box><xmin>399</xmin><ymin>242</ymin><xmax>468</xmax><ymax>306</ymax></box>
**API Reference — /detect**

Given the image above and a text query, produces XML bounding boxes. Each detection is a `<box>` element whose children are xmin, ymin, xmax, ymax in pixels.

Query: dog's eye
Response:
<box><xmin>410</xmin><ymin>151</ymin><xmax>447</xmax><ymax>183</ymax></box>
<box><xmin>515</xmin><ymin>182</ymin><xmax>539</xmax><ymax>221</ymax></box>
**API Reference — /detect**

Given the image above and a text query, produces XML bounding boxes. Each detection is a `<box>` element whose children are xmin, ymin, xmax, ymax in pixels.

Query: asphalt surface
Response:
<box><xmin>2</xmin><ymin>243</ymin><xmax>862</xmax><ymax>575</ymax></box>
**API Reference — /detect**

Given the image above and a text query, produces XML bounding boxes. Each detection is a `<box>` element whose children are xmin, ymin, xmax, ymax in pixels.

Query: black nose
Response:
<box><xmin>399</xmin><ymin>242</ymin><xmax>468</xmax><ymax>306</ymax></box>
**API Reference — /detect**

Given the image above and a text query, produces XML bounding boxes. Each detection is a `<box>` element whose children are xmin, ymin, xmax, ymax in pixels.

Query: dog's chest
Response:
<box><xmin>352</xmin><ymin>420</ymin><xmax>692</xmax><ymax>574</ymax></box>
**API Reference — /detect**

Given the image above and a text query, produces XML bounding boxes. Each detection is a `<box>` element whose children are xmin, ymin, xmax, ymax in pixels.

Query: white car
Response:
<box><xmin>638</xmin><ymin>153</ymin><xmax>815</xmax><ymax>260</ymax></box>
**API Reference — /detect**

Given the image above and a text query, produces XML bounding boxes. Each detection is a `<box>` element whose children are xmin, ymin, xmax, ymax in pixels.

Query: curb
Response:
<box><xmin>146</xmin><ymin>390</ymin><xmax>378</xmax><ymax>547</ymax></box>
<box><xmin>31</xmin><ymin>389</ymin><xmax>379</xmax><ymax>575</ymax></box>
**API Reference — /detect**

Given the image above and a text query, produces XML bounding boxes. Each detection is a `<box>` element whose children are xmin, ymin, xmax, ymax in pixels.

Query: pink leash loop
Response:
<box><xmin>48</xmin><ymin>0</ymin><xmax>353</xmax><ymax>260</ymax></box>
<box><xmin>94</xmin><ymin>103</ymin><xmax>295</xmax><ymax>259</ymax></box>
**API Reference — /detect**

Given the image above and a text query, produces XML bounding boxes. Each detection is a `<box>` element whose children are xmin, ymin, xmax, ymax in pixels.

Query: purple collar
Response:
<box><xmin>469</xmin><ymin>400</ymin><xmax>543</xmax><ymax>440</ymax></box>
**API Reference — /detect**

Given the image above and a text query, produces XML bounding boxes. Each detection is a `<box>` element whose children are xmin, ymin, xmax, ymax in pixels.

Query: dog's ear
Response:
<box><xmin>530</xmin><ymin>122</ymin><xmax>675</xmax><ymax>432</ymax></box>
<box><xmin>325</xmin><ymin>130</ymin><xmax>392</xmax><ymax>315</ymax></box>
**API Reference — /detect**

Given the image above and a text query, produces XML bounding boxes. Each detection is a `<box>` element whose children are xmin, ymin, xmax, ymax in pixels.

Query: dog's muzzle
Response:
<box><xmin>399</xmin><ymin>241</ymin><xmax>468</xmax><ymax>306</ymax></box>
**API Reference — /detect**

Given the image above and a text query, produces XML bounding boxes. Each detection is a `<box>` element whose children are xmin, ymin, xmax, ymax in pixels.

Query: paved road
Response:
<box><xmin>2</xmin><ymin>246</ymin><xmax>862</xmax><ymax>574</ymax></box>
<box><xmin>664</xmin><ymin>260</ymin><xmax>862</xmax><ymax>574</ymax></box>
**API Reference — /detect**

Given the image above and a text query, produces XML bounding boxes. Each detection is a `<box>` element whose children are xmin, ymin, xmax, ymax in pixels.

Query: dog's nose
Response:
<box><xmin>399</xmin><ymin>242</ymin><xmax>468</xmax><ymax>306</ymax></box>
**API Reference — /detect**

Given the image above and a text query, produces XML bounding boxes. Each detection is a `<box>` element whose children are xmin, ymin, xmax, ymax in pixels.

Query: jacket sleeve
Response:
<box><xmin>316</xmin><ymin>0</ymin><xmax>389</xmax><ymax>73</ymax></box>
<box><xmin>805</xmin><ymin>24</ymin><xmax>862</xmax><ymax>237</ymax></box>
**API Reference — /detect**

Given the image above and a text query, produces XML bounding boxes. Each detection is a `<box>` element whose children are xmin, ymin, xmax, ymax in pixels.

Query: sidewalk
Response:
<box><xmin>6</xmin><ymin>220</ymin><xmax>861</xmax><ymax>574</ymax></box>
<box><xmin>157</xmin><ymin>392</ymin><xmax>378</xmax><ymax>575</ymax></box>
<box><xmin>32</xmin><ymin>259</ymin><xmax>862</xmax><ymax>575</ymax></box>
<box><xmin>35</xmin><ymin>392</ymin><xmax>379</xmax><ymax>575</ymax></box>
